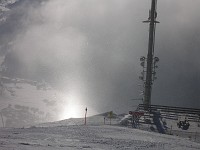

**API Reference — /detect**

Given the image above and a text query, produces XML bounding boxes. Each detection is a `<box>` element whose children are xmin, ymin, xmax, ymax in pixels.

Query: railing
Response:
<box><xmin>137</xmin><ymin>104</ymin><xmax>200</xmax><ymax>122</ymax></box>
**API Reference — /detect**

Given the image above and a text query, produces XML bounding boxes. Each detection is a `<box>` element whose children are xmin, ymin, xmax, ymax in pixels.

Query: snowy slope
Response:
<box><xmin>0</xmin><ymin>0</ymin><xmax>18</xmax><ymax>21</ymax></box>
<box><xmin>0</xmin><ymin>0</ymin><xmax>18</xmax><ymax>10</ymax></box>
<box><xmin>0</xmin><ymin>77</ymin><xmax>65</xmax><ymax>128</ymax></box>
<box><xmin>37</xmin><ymin>112</ymin><xmax>122</xmax><ymax>127</ymax></box>
<box><xmin>0</xmin><ymin>105</ymin><xmax>200</xmax><ymax>149</ymax></box>
<box><xmin>0</xmin><ymin>76</ymin><xmax>100</xmax><ymax>128</ymax></box>
<box><xmin>0</xmin><ymin>123</ymin><xmax>200</xmax><ymax>150</ymax></box>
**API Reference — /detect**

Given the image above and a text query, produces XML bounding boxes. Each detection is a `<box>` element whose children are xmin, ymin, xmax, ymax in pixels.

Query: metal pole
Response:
<box><xmin>143</xmin><ymin>0</ymin><xmax>158</xmax><ymax>108</ymax></box>
<box><xmin>0</xmin><ymin>113</ymin><xmax>4</xmax><ymax>128</ymax></box>
<box><xmin>84</xmin><ymin>107</ymin><xmax>87</xmax><ymax>125</ymax></box>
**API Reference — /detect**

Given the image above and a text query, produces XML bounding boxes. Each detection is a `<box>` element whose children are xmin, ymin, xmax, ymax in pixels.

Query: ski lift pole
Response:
<box><xmin>84</xmin><ymin>107</ymin><xmax>87</xmax><ymax>125</ymax></box>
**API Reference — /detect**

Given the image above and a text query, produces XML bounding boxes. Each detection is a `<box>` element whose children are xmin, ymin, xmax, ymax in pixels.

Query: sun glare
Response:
<box><xmin>58</xmin><ymin>90</ymin><xmax>98</xmax><ymax>120</ymax></box>
<box><xmin>58</xmin><ymin>92</ymin><xmax>86</xmax><ymax>120</ymax></box>
<box><xmin>64</xmin><ymin>104</ymin><xmax>84</xmax><ymax>119</ymax></box>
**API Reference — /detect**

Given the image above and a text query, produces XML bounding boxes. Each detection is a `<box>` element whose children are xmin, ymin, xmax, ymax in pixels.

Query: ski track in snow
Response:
<box><xmin>0</xmin><ymin>125</ymin><xmax>200</xmax><ymax>150</ymax></box>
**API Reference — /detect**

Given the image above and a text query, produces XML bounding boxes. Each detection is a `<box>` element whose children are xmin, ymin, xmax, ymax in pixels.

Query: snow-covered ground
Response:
<box><xmin>0</xmin><ymin>0</ymin><xmax>18</xmax><ymax>22</ymax></box>
<box><xmin>0</xmin><ymin>123</ymin><xmax>200</xmax><ymax>150</ymax></box>
<box><xmin>0</xmin><ymin>78</ymin><xmax>65</xmax><ymax>127</ymax></box>
<box><xmin>0</xmin><ymin>114</ymin><xmax>200</xmax><ymax>150</ymax></box>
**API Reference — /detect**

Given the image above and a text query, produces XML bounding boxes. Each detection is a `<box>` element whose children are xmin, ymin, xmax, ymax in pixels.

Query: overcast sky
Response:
<box><xmin>0</xmin><ymin>0</ymin><xmax>200</xmax><ymax>115</ymax></box>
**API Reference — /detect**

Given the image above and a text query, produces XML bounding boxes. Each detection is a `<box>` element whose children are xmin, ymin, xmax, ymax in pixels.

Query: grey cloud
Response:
<box><xmin>1</xmin><ymin>0</ymin><xmax>200</xmax><ymax>115</ymax></box>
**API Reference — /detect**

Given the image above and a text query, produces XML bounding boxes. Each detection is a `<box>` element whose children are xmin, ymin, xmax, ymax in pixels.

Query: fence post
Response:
<box><xmin>170</xmin><ymin>125</ymin><xmax>172</xmax><ymax>135</ymax></box>
<box><xmin>0</xmin><ymin>113</ymin><xmax>4</xmax><ymax>128</ymax></box>
<box><xmin>84</xmin><ymin>107</ymin><xmax>87</xmax><ymax>125</ymax></box>
<box><xmin>194</xmin><ymin>131</ymin><xmax>197</xmax><ymax>142</ymax></box>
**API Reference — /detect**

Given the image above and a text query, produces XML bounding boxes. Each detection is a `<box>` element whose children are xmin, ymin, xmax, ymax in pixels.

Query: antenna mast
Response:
<box><xmin>140</xmin><ymin>0</ymin><xmax>159</xmax><ymax>108</ymax></box>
